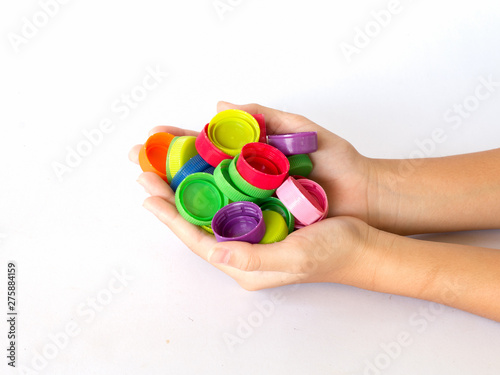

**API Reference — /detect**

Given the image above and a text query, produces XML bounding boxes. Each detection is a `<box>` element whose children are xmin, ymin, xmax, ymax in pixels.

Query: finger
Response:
<box><xmin>217</xmin><ymin>101</ymin><xmax>281</xmax><ymax>117</ymax></box>
<box><xmin>129</xmin><ymin>144</ymin><xmax>142</xmax><ymax>164</ymax></box>
<box><xmin>216</xmin><ymin>101</ymin><xmax>327</xmax><ymax>136</ymax></box>
<box><xmin>148</xmin><ymin>126</ymin><xmax>199</xmax><ymax>137</ymax></box>
<box><xmin>206</xmin><ymin>238</ymin><xmax>309</xmax><ymax>274</ymax></box>
<box><xmin>140</xmin><ymin>181</ymin><xmax>312</xmax><ymax>288</ymax></box>
<box><xmin>141</xmin><ymin>192</ymin><xmax>296</xmax><ymax>286</ymax></box>
<box><xmin>137</xmin><ymin>172</ymin><xmax>173</xmax><ymax>202</ymax></box>
<box><xmin>143</xmin><ymin>196</ymin><xmax>217</xmax><ymax>259</ymax></box>
<box><xmin>228</xmin><ymin>269</ymin><xmax>307</xmax><ymax>291</ymax></box>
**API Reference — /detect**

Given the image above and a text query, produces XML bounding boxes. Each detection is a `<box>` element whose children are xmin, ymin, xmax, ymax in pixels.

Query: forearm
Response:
<box><xmin>347</xmin><ymin>227</ymin><xmax>500</xmax><ymax>321</ymax></box>
<box><xmin>368</xmin><ymin>148</ymin><xmax>500</xmax><ymax>234</ymax></box>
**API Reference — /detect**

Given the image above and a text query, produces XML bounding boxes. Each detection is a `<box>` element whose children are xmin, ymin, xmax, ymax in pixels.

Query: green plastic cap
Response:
<box><xmin>175</xmin><ymin>173</ymin><xmax>229</xmax><ymax>226</ymax></box>
<box><xmin>258</xmin><ymin>197</ymin><xmax>295</xmax><ymax>234</ymax></box>
<box><xmin>213</xmin><ymin>159</ymin><xmax>260</xmax><ymax>203</ymax></box>
<box><xmin>228</xmin><ymin>155</ymin><xmax>275</xmax><ymax>199</ymax></box>
<box><xmin>287</xmin><ymin>154</ymin><xmax>313</xmax><ymax>177</ymax></box>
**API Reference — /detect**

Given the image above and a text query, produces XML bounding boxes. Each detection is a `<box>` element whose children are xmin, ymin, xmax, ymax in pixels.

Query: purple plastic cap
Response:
<box><xmin>267</xmin><ymin>132</ymin><xmax>318</xmax><ymax>156</ymax></box>
<box><xmin>212</xmin><ymin>202</ymin><xmax>266</xmax><ymax>243</ymax></box>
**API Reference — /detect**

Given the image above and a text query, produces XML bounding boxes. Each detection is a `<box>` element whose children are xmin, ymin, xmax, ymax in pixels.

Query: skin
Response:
<box><xmin>129</xmin><ymin>101</ymin><xmax>500</xmax><ymax>322</ymax></box>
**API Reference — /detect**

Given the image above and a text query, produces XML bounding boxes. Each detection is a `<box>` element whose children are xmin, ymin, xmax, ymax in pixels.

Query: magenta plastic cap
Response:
<box><xmin>267</xmin><ymin>132</ymin><xmax>318</xmax><ymax>156</ymax></box>
<box><xmin>276</xmin><ymin>176</ymin><xmax>326</xmax><ymax>226</ymax></box>
<box><xmin>212</xmin><ymin>202</ymin><xmax>266</xmax><ymax>243</ymax></box>
<box><xmin>293</xmin><ymin>178</ymin><xmax>329</xmax><ymax>228</ymax></box>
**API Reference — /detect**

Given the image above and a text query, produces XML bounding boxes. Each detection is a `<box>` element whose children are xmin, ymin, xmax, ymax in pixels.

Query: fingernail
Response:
<box><xmin>142</xmin><ymin>199</ymin><xmax>154</xmax><ymax>213</ymax></box>
<box><xmin>208</xmin><ymin>248</ymin><xmax>231</xmax><ymax>265</ymax></box>
<box><xmin>219</xmin><ymin>100</ymin><xmax>236</xmax><ymax>107</ymax></box>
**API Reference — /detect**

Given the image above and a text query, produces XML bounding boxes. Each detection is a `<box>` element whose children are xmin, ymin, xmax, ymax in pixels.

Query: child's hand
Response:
<box><xmin>133</xmin><ymin>171</ymin><xmax>374</xmax><ymax>290</ymax></box>
<box><xmin>129</xmin><ymin>103</ymin><xmax>500</xmax><ymax>320</ymax></box>
<box><xmin>129</xmin><ymin>101</ymin><xmax>380</xmax><ymax>226</ymax></box>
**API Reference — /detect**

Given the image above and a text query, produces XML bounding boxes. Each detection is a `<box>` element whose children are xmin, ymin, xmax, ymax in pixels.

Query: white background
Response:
<box><xmin>1</xmin><ymin>0</ymin><xmax>500</xmax><ymax>374</ymax></box>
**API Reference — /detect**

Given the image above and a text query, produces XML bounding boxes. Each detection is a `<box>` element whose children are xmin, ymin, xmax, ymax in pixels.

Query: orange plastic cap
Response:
<box><xmin>138</xmin><ymin>132</ymin><xmax>176</xmax><ymax>182</ymax></box>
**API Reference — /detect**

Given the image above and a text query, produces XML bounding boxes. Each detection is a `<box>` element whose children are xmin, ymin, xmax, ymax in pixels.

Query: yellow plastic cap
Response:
<box><xmin>208</xmin><ymin>109</ymin><xmax>260</xmax><ymax>156</ymax></box>
<box><xmin>259</xmin><ymin>210</ymin><xmax>288</xmax><ymax>244</ymax></box>
<box><xmin>167</xmin><ymin>136</ymin><xmax>198</xmax><ymax>180</ymax></box>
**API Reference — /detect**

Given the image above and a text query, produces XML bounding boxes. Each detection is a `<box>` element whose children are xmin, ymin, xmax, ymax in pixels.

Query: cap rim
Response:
<box><xmin>175</xmin><ymin>173</ymin><xmax>228</xmax><ymax>226</ymax></box>
<box><xmin>213</xmin><ymin>159</ymin><xmax>260</xmax><ymax>203</ymax></box>
<box><xmin>267</xmin><ymin>132</ymin><xmax>318</xmax><ymax>156</ymax></box>
<box><xmin>195</xmin><ymin>124</ymin><xmax>233</xmax><ymax>167</ymax></box>
<box><xmin>293</xmin><ymin>178</ymin><xmax>328</xmax><ymax>228</ymax></box>
<box><xmin>258</xmin><ymin>197</ymin><xmax>295</xmax><ymax>234</ymax></box>
<box><xmin>167</xmin><ymin>136</ymin><xmax>198</xmax><ymax>181</ymax></box>
<box><xmin>228</xmin><ymin>155</ymin><xmax>275</xmax><ymax>199</ymax></box>
<box><xmin>237</xmin><ymin>143</ymin><xmax>290</xmax><ymax>190</ymax></box>
<box><xmin>165</xmin><ymin>136</ymin><xmax>180</xmax><ymax>183</ymax></box>
<box><xmin>170</xmin><ymin>154</ymin><xmax>211</xmax><ymax>192</ymax></box>
<box><xmin>276</xmin><ymin>176</ymin><xmax>323</xmax><ymax>225</ymax></box>
<box><xmin>212</xmin><ymin>201</ymin><xmax>265</xmax><ymax>243</ymax></box>
<box><xmin>252</xmin><ymin>113</ymin><xmax>267</xmax><ymax>143</ymax></box>
<box><xmin>138</xmin><ymin>132</ymin><xmax>176</xmax><ymax>182</ymax></box>
<box><xmin>259</xmin><ymin>211</ymin><xmax>289</xmax><ymax>244</ymax></box>
<box><xmin>287</xmin><ymin>154</ymin><xmax>313</xmax><ymax>177</ymax></box>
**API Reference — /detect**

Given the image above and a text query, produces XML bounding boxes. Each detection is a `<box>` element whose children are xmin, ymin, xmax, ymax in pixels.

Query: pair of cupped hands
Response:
<box><xmin>129</xmin><ymin>102</ymin><xmax>390</xmax><ymax>291</ymax></box>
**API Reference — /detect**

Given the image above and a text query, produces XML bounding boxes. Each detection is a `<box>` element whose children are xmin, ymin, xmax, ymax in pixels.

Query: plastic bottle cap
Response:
<box><xmin>202</xmin><ymin>166</ymin><xmax>215</xmax><ymax>175</ymax></box>
<box><xmin>138</xmin><ymin>132</ymin><xmax>176</xmax><ymax>182</ymax></box>
<box><xmin>258</xmin><ymin>197</ymin><xmax>295</xmax><ymax>234</ymax></box>
<box><xmin>208</xmin><ymin>110</ymin><xmax>260</xmax><ymax>156</ymax></box>
<box><xmin>287</xmin><ymin>154</ymin><xmax>313</xmax><ymax>177</ymax></box>
<box><xmin>228</xmin><ymin>155</ymin><xmax>276</xmax><ymax>199</ymax></box>
<box><xmin>201</xmin><ymin>225</ymin><xmax>214</xmax><ymax>235</ymax></box>
<box><xmin>212</xmin><ymin>201</ymin><xmax>266</xmax><ymax>243</ymax></box>
<box><xmin>213</xmin><ymin>159</ymin><xmax>260</xmax><ymax>203</ymax></box>
<box><xmin>195</xmin><ymin>124</ymin><xmax>233</xmax><ymax>167</ymax></box>
<box><xmin>175</xmin><ymin>173</ymin><xmax>229</xmax><ymax>226</ymax></box>
<box><xmin>259</xmin><ymin>211</ymin><xmax>288</xmax><ymax>244</ymax></box>
<box><xmin>252</xmin><ymin>114</ymin><xmax>267</xmax><ymax>143</ymax></box>
<box><xmin>165</xmin><ymin>136</ymin><xmax>180</xmax><ymax>183</ymax></box>
<box><xmin>267</xmin><ymin>132</ymin><xmax>318</xmax><ymax>156</ymax></box>
<box><xmin>293</xmin><ymin>178</ymin><xmax>329</xmax><ymax>229</ymax></box>
<box><xmin>276</xmin><ymin>176</ymin><xmax>324</xmax><ymax>226</ymax></box>
<box><xmin>236</xmin><ymin>143</ymin><xmax>290</xmax><ymax>190</ymax></box>
<box><xmin>170</xmin><ymin>154</ymin><xmax>211</xmax><ymax>192</ymax></box>
<box><xmin>167</xmin><ymin>136</ymin><xmax>198</xmax><ymax>182</ymax></box>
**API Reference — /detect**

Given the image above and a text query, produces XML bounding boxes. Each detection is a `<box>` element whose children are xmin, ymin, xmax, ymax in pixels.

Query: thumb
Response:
<box><xmin>216</xmin><ymin>101</ymin><xmax>329</xmax><ymax>137</ymax></box>
<box><xmin>207</xmin><ymin>240</ymin><xmax>306</xmax><ymax>274</ymax></box>
<box><xmin>217</xmin><ymin>101</ymin><xmax>277</xmax><ymax>116</ymax></box>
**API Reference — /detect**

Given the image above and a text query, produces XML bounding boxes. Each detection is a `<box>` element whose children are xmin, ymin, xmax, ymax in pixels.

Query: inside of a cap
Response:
<box><xmin>182</xmin><ymin>181</ymin><xmax>222</xmax><ymax>220</ymax></box>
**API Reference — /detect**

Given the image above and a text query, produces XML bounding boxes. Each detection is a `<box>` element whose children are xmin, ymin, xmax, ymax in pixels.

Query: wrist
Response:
<box><xmin>336</xmin><ymin>223</ymin><xmax>400</xmax><ymax>293</ymax></box>
<box><xmin>364</xmin><ymin>158</ymin><xmax>406</xmax><ymax>233</ymax></box>
<box><xmin>322</xmin><ymin>218</ymin><xmax>385</xmax><ymax>287</ymax></box>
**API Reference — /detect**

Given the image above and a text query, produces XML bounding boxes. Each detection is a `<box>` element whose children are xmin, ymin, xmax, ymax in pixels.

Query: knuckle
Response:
<box><xmin>236</xmin><ymin>251</ymin><xmax>262</xmax><ymax>272</ymax></box>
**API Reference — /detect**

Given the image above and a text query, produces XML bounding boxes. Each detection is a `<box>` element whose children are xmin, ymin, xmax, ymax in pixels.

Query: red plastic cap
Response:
<box><xmin>195</xmin><ymin>124</ymin><xmax>234</xmax><ymax>167</ymax></box>
<box><xmin>252</xmin><ymin>114</ymin><xmax>267</xmax><ymax>143</ymax></box>
<box><xmin>236</xmin><ymin>143</ymin><xmax>290</xmax><ymax>190</ymax></box>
